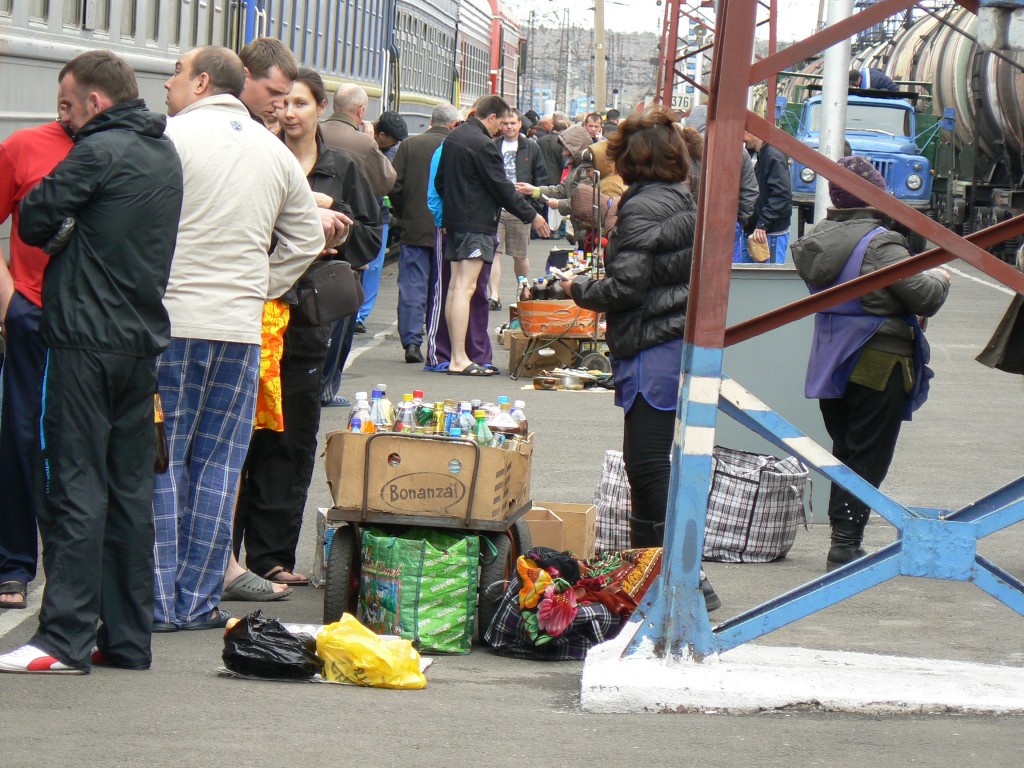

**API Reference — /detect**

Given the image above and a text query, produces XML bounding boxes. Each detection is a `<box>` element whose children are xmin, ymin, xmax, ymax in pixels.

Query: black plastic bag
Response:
<box><xmin>222</xmin><ymin>610</ymin><xmax>323</xmax><ymax>680</ymax></box>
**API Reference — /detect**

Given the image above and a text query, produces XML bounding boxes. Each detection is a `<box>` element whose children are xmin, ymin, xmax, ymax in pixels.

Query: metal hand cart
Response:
<box><xmin>321</xmin><ymin>432</ymin><xmax>533</xmax><ymax>642</ymax></box>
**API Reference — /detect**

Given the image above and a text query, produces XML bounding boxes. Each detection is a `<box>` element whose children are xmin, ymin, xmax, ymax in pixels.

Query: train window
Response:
<box><xmin>144</xmin><ymin>0</ymin><xmax>159</xmax><ymax>41</ymax></box>
<box><xmin>122</xmin><ymin>1</ymin><xmax>136</xmax><ymax>38</ymax></box>
<box><xmin>27</xmin><ymin>0</ymin><xmax>45</xmax><ymax>21</ymax></box>
<box><xmin>169</xmin><ymin>1</ymin><xmax>182</xmax><ymax>46</ymax></box>
<box><xmin>0</xmin><ymin>0</ymin><xmax>10</xmax><ymax>15</ymax></box>
<box><xmin>84</xmin><ymin>0</ymin><xmax>111</xmax><ymax>31</ymax></box>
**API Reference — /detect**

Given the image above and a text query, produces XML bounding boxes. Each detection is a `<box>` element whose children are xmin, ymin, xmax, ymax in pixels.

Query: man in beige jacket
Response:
<box><xmin>152</xmin><ymin>44</ymin><xmax>325</xmax><ymax>632</ymax></box>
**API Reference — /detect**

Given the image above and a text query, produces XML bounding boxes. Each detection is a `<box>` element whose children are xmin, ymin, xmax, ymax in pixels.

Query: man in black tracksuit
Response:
<box><xmin>434</xmin><ymin>94</ymin><xmax>550</xmax><ymax>375</ymax></box>
<box><xmin>0</xmin><ymin>52</ymin><xmax>183</xmax><ymax>674</ymax></box>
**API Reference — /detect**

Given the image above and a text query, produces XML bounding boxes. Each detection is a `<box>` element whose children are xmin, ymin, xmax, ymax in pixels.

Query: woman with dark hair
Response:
<box><xmin>556</xmin><ymin>107</ymin><xmax>720</xmax><ymax>610</ymax></box>
<box><xmin>232</xmin><ymin>69</ymin><xmax>382</xmax><ymax>588</ymax></box>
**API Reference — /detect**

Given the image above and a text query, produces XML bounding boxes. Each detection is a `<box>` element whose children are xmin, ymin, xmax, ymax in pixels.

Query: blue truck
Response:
<box><xmin>781</xmin><ymin>88</ymin><xmax>944</xmax><ymax>244</ymax></box>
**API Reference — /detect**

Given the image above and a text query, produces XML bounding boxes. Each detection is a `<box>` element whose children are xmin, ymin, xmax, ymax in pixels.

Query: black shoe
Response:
<box><xmin>488</xmin><ymin>298</ymin><xmax>502</xmax><ymax>311</ymax></box>
<box><xmin>826</xmin><ymin>515</ymin><xmax>868</xmax><ymax>572</ymax></box>
<box><xmin>404</xmin><ymin>343</ymin><xmax>423</xmax><ymax>363</ymax></box>
<box><xmin>354</xmin><ymin>321</ymin><xmax>366</xmax><ymax>334</ymax></box>
<box><xmin>700</xmin><ymin>576</ymin><xmax>722</xmax><ymax>612</ymax></box>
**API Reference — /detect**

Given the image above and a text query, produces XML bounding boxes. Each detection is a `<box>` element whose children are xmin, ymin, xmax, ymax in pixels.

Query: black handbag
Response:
<box><xmin>286</xmin><ymin>259</ymin><xmax>364</xmax><ymax>328</ymax></box>
<box><xmin>976</xmin><ymin>294</ymin><xmax>1024</xmax><ymax>374</ymax></box>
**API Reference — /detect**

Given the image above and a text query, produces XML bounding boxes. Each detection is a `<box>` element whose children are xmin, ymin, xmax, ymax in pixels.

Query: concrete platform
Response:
<box><xmin>582</xmin><ymin>627</ymin><xmax>1024</xmax><ymax>714</ymax></box>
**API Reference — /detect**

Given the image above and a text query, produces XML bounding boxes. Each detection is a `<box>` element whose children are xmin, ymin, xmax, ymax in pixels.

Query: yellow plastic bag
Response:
<box><xmin>316</xmin><ymin>613</ymin><xmax>427</xmax><ymax>689</ymax></box>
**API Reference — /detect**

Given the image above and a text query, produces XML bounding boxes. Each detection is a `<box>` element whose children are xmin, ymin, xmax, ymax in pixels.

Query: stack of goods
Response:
<box><xmin>346</xmin><ymin>385</ymin><xmax>529</xmax><ymax>450</ymax></box>
<box><xmin>483</xmin><ymin>546</ymin><xmax>663</xmax><ymax>660</ymax></box>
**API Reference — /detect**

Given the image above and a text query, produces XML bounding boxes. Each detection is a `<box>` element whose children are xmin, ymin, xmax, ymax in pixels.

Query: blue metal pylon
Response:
<box><xmin>621</xmin><ymin>0</ymin><xmax>1024</xmax><ymax>662</ymax></box>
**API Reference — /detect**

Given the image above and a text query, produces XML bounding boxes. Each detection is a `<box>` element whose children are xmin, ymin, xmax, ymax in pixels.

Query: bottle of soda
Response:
<box><xmin>432</xmin><ymin>402</ymin><xmax>446</xmax><ymax>434</ymax></box>
<box><xmin>443</xmin><ymin>399</ymin><xmax>458</xmax><ymax>433</ymax></box>
<box><xmin>471</xmin><ymin>410</ymin><xmax>493</xmax><ymax>447</ymax></box>
<box><xmin>395</xmin><ymin>393</ymin><xmax>417</xmax><ymax>433</ymax></box>
<box><xmin>518</xmin><ymin>276</ymin><xmax>531</xmax><ymax>302</ymax></box>
<box><xmin>532</xmin><ymin>277</ymin><xmax>548</xmax><ymax>300</ymax></box>
<box><xmin>369</xmin><ymin>389</ymin><xmax>391</xmax><ymax>432</ymax></box>
<box><xmin>511</xmin><ymin>399</ymin><xmax>529</xmax><ymax>436</ymax></box>
<box><xmin>349</xmin><ymin>392</ymin><xmax>375</xmax><ymax>433</ymax></box>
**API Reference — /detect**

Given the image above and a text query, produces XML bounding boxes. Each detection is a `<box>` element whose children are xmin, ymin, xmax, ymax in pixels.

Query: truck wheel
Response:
<box><xmin>323</xmin><ymin>524</ymin><xmax>359</xmax><ymax>624</ymax></box>
<box><xmin>477</xmin><ymin>520</ymin><xmax>532</xmax><ymax>644</ymax></box>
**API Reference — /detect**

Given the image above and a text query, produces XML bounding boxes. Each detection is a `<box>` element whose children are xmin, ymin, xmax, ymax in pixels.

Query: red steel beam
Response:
<box><xmin>686</xmin><ymin>0</ymin><xmax>758</xmax><ymax>348</ymax></box>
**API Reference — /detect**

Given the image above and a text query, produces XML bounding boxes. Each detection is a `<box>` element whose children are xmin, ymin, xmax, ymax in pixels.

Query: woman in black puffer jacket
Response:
<box><xmin>558</xmin><ymin>108</ymin><xmax>719</xmax><ymax>610</ymax></box>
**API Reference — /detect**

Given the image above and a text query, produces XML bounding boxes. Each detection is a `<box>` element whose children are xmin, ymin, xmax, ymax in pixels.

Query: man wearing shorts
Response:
<box><xmin>488</xmin><ymin>109</ymin><xmax>549</xmax><ymax>310</ymax></box>
<box><xmin>435</xmin><ymin>95</ymin><xmax>549</xmax><ymax>376</ymax></box>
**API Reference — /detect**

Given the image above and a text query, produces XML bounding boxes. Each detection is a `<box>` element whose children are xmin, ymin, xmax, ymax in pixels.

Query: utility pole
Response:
<box><xmin>594</xmin><ymin>0</ymin><xmax>607</xmax><ymax>112</ymax></box>
<box><xmin>814</xmin><ymin>0</ymin><xmax>854</xmax><ymax>222</ymax></box>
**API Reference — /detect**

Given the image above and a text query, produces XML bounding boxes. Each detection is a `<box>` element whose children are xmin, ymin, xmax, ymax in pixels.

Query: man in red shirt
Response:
<box><xmin>0</xmin><ymin>119</ymin><xmax>73</xmax><ymax>609</ymax></box>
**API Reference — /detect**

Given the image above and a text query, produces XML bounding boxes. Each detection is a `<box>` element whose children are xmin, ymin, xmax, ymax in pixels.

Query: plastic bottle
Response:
<box><xmin>471</xmin><ymin>410</ymin><xmax>493</xmax><ymax>447</ymax></box>
<box><xmin>395</xmin><ymin>393</ymin><xmax>417</xmax><ymax>433</ymax></box>
<box><xmin>432</xmin><ymin>402</ymin><xmax>446</xmax><ymax>434</ymax></box>
<box><xmin>369</xmin><ymin>389</ymin><xmax>391</xmax><ymax>432</ymax></box>
<box><xmin>511</xmin><ymin>399</ymin><xmax>528</xmax><ymax>436</ymax></box>
<box><xmin>457</xmin><ymin>402</ymin><xmax>475</xmax><ymax>434</ymax></box>
<box><xmin>348</xmin><ymin>392</ymin><xmax>375</xmax><ymax>433</ymax></box>
<box><xmin>377</xmin><ymin>384</ymin><xmax>395</xmax><ymax>429</ymax></box>
<box><xmin>449</xmin><ymin>426</ymin><xmax>463</xmax><ymax>440</ymax></box>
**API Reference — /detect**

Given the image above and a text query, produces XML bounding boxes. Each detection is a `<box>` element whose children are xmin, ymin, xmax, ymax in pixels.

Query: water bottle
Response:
<box><xmin>458</xmin><ymin>402</ymin><xmax>475</xmax><ymax>434</ymax></box>
<box><xmin>377</xmin><ymin>384</ymin><xmax>395</xmax><ymax>428</ymax></box>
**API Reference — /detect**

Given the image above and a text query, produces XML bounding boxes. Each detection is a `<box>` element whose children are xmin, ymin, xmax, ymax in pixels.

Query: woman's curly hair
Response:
<box><xmin>606</xmin><ymin>106</ymin><xmax>691</xmax><ymax>186</ymax></box>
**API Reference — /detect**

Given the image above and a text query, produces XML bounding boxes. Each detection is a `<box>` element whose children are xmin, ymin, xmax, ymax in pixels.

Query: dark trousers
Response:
<box><xmin>622</xmin><ymin>394</ymin><xmax>675</xmax><ymax>548</ymax></box>
<box><xmin>0</xmin><ymin>292</ymin><xmax>46</xmax><ymax>586</ymax></box>
<box><xmin>235</xmin><ymin>324</ymin><xmax>330</xmax><ymax>575</ymax></box>
<box><xmin>33</xmin><ymin>347</ymin><xmax>156</xmax><ymax>670</ymax></box>
<box><xmin>819</xmin><ymin>367</ymin><xmax>907</xmax><ymax>524</ymax></box>
<box><xmin>397</xmin><ymin>244</ymin><xmax>436</xmax><ymax>347</ymax></box>
<box><xmin>320</xmin><ymin>273</ymin><xmax>362</xmax><ymax>404</ymax></box>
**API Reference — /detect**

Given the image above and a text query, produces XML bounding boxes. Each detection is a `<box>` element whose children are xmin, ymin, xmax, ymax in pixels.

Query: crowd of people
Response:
<box><xmin>0</xmin><ymin>40</ymin><xmax>948</xmax><ymax>673</ymax></box>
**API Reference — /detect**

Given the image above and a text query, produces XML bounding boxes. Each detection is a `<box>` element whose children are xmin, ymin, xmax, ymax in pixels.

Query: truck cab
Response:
<box><xmin>786</xmin><ymin>90</ymin><xmax>933</xmax><ymax>224</ymax></box>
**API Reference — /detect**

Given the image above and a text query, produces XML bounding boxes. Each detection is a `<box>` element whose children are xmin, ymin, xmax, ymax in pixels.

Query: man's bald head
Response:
<box><xmin>333</xmin><ymin>84</ymin><xmax>368</xmax><ymax>120</ymax></box>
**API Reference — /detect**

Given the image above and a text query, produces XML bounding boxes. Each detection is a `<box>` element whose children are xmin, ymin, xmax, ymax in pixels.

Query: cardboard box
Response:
<box><xmin>311</xmin><ymin>508</ymin><xmax>344</xmax><ymax>588</ymax></box>
<box><xmin>325</xmin><ymin>431</ymin><xmax>533</xmax><ymax>526</ymax></box>
<box><xmin>525</xmin><ymin>502</ymin><xmax>597</xmax><ymax>559</ymax></box>
<box><xmin>508</xmin><ymin>330</ymin><xmax>578</xmax><ymax>377</ymax></box>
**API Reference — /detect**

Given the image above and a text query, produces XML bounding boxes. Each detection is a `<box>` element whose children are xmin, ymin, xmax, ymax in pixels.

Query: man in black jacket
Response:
<box><xmin>0</xmin><ymin>51</ymin><xmax>183</xmax><ymax>674</ymax></box>
<box><xmin>390</xmin><ymin>102</ymin><xmax>460</xmax><ymax>363</ymax></box>
<box><xmin>435</xmin><ymin>95</ymin><xmax>549</xmax><ymax>375</ymax></box>
<box><xmin>488</xmin><ymin>108</ymin><xmax>551</xmax><ymax>309</ymax></box>
<box><xmin>741</xmin><ymin>130</ymin><xmax>793</xmax><ymax>264</ymax></box>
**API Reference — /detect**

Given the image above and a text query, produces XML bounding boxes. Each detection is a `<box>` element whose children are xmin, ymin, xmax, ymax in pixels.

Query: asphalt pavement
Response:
<box><xmin>1</xmin><ymin>235</ymin><xmax>1023</xmax><ymax>767</ymax></box>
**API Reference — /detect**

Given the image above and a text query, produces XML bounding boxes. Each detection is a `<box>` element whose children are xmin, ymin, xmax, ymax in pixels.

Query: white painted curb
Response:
<box><xmin>581</xmin><ymin>629</ymin><xmax>1024</xmax><ymax>714</ymax></box>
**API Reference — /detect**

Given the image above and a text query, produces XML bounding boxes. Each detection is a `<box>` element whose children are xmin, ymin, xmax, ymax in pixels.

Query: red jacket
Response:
<box><xmin>0</xmin><ymin>121</ymin><xmax>73</xmax><ymax>307</ymax></box>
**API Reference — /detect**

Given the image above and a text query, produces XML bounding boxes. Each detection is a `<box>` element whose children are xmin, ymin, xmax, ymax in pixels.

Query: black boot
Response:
<box><xmin>700</xmin><ymin>571</ymin><xmax>721</xmax><ymax>612</ymax></box>
<box><xmin>628</xmin><ymin>516</ymin><xmax>663</xmax><ymax>549</ymax></box>
<box><xmin>826</xmin><ymin>514</ymin><xmax>868</xmax><ymax>572</ymax></box>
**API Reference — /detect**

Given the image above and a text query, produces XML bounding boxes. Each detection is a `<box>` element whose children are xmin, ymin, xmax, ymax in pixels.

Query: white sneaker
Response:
<box><xmin>0</xmin><ymin>644</ymin><xmax>86</xmax><ymax>674</ymax></box>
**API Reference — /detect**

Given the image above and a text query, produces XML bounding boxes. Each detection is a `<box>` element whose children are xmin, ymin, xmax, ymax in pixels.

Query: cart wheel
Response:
<box><xmin>579</xmin><ymin>350</ymin><xmax>611</xmax><ymax>373</ymax></box>
<box><xmin>477</xmin><ymin>519</ymin><xmax>532</xmax><ymax>644</ymax></box>
<box><xmin>323</xmin><ymin>524</ymin><xmax>359</xmax><ymax>625</ymax></box>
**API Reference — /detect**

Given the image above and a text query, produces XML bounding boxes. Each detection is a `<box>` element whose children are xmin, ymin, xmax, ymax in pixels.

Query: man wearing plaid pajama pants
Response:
<box><xmin>152</xmin><ymin>44</ymin><xmax>325</xmax><ymax>631</ymax></box>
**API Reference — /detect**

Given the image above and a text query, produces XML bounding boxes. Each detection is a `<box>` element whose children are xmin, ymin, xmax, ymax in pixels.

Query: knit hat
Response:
<box><xmin>375</xmin><ymin>110</ymin><xmax>408</xmax><ymax>142</ymax></box>
<box><xmin>829</xmin><ymin>155</ymin><xmax>887</xmax><ymax>208</ymax></box>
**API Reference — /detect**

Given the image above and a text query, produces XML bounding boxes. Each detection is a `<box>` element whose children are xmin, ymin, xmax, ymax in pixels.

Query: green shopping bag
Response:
<box><xmin>358</xmin><ymin>527</ymin><xmax>480</xmax><ymax>654</ymax></box>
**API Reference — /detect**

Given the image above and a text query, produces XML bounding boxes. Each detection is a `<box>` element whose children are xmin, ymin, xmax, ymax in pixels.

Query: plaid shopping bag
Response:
<box><xmin>594</xmin><ymin>450</ymin><xmax>631</xmax><ymax>553</ymax></box>
<box><xmin>703</xmin><ymin>446</ymin><xmax>809</xmax><ymax>563</ymax></box>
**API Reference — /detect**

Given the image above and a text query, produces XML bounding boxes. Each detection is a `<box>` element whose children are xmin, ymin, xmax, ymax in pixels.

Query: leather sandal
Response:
<box><xmin>0</xmin><ymin>580</ymin><xmax>27</xmax><ymax>610</ymax></box>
